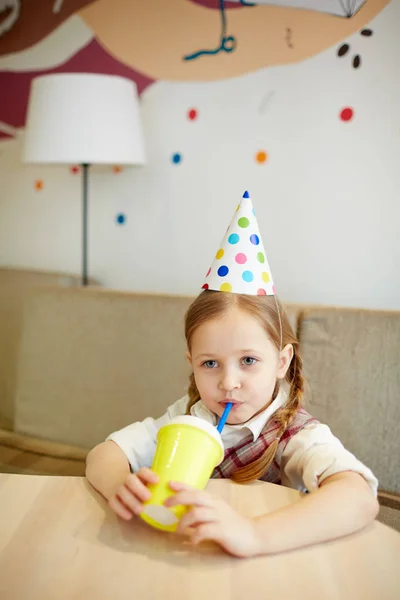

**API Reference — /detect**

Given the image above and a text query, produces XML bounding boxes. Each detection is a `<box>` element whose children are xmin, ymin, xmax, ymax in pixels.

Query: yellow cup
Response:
<box><xmin>140</xmin><ymin>416</ymin><xmax>224</xmax><ymax>532</ymax></box>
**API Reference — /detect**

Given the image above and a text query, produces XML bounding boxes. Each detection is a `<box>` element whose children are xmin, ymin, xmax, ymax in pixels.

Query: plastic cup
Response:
<box><xmin>140</xmin><ymin>415</ymin><xmax>224</xmax><ymax>532</ymax></box>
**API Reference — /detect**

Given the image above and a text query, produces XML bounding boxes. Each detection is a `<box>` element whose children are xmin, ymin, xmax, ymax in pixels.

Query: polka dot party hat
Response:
<box><xmin>202</xmin><ymin>191</ymin><xmax>275</xmax><ymax>296</ymax></box>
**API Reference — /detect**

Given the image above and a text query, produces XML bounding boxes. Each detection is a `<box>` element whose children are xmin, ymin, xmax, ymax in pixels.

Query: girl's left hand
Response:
<box><xmin>165</xmin><ymin>481</ymin><xmax>260</xmax><ymax>558</ymax></box>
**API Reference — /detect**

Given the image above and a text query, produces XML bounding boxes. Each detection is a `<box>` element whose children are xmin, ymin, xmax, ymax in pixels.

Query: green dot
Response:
<box><xmin>238</xmin><ymin>217</ymin><xmax>250</xmax><ymax>228</ymax></box>
<box><xmin>257</xmin><ymin>252</ymin><xmax>265</xmax><ymax>263</ymax></box>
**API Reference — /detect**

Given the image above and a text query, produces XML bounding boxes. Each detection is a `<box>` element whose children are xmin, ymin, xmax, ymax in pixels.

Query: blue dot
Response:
<box><xmin>172</xmin><ymin>153</ymin><xmax>182</xmax><ymax>164</ymax></box>
<box><xmin>228</xmin><ymin>233</ymin><xmax>240</xmax><ymax>245</ymax></box>
<box><xmin>242</xmin><ymin>270</ymin><xmax>254</xmax><ymax>282</ymax></box>
<box><xmin>252</xmin><ymin>208</ymin><xmax>256</xmax><ymax>216</ymax></box>
<box><xmin>243</xmin><ymin>190</ymin><xmax>250</xmax><ymax>198</ymax></box>
<box><xmin>116</xmin><ymin>213</ymin><xmax>126</xmax><ymax>225</ymax></box>
<box><xmin>217</xmin><ymin>265</ymin><xmax>229</xmax><ymax>277</ymax></box>
<box><xmin>250</xmin><ymin>234</ymin><xmax>259</xmax><ymax>245</ymax></box>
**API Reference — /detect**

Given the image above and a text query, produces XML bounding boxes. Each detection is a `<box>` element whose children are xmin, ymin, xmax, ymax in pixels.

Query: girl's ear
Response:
<box><xmin>277</xmin><ymin>344</ymin><xmax>293</xmax><ymax>379</ymax></box>
<box><xmin>186</xmin><ymin>351</ymin><xmax>192</xmax><ymax>366</ymax></box>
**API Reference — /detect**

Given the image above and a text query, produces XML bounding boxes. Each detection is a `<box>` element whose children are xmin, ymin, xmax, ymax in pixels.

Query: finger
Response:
<box><xmin>169</xmin><ymin>481</ymin><xmax>195</xmax><ymax>492</ymax></box>
<box><xmin>117</xmin><ymin>483</ymin><xmax>146</xmax><ymax>515</ymax></box>
<box><xmin>190</xmin><ymin>523</ymin><xmax>217</xmax><ymax>546</ymax></box>
<box><xmin>136</xmin><ymin>468</ymin><xmax>159</xmax><ymax>485</ymax></box>
<box><xmin>164</xmin><ymin>489</ymin><xmax>213</xmax><ymax>509</ymax></box>
<box><xmin>177</xmin><ymin>507</ymin><xmax>217</xmax><ymax>534</ymax></box>
<box><xmin>124</xmin><ymin>475</ymin><xmax>152</xmax><ymax>503</ymax></box>
<box><xmin>108</xmin><ymin>494</ymin><xmax>133</xmax><ymax>520</ymax></box>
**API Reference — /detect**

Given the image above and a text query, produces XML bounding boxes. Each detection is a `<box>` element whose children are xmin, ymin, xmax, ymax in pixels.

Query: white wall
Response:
<box><xmin>0</xmin><ymin>3</ymin><xmax>399</xmax><ymax>309</ymax></box>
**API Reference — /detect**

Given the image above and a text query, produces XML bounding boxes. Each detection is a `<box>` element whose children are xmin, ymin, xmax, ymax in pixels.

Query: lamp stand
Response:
<box><xmin>82</xmin><ymin>163</ymin><xmax>90</xmax><ymax>286</ymax></box>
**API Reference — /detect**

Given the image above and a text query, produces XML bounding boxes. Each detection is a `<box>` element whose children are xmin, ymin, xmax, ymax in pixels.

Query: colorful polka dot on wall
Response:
<box><xmin>113</xmin><ymin>165</ymin><xmax>123</xmax><ymax>174</ymax></box>
<box><xmin>256</xmin><ymin>151</ymin><xmax>268</xmax><ymax>164</ymax></box>
<box><xmin>172</xmin><ymin>153</ymin><xmax>182</xmax><ymax>164</ymax></box>
<box><xmin>340</xmin><ymin>107</ymin><xmax>354</xmax><ymax>122</ymax></box>
<box><xmin>34</xmin><ymin>179</ymin><xmax>43</xmax><ymax>191</ymax></box>
<box><xmin>187</xmin><ymin>108</ymin><xmax>198</xmax><ymax>121</ymax></box>
<box><xmin>116</xmin><ymin>213</ymin><xmax>126</xmax><ymax>225</ymax></box>
<box><xmin>70</xmin><ymin>165</ymin><xmax>80</xmax><ymax>175</ymax></box>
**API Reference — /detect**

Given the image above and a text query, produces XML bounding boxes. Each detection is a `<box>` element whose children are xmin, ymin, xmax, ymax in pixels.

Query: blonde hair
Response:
<box><xmin>184</xmin><ymin>290</ymin><xmax>304</xmax><ymax>484</ymax></box>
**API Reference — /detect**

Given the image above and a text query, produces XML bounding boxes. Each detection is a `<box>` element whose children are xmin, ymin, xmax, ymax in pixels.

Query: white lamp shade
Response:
<box><xmin>23</xmin><ymin>73</ymin><xmax>146</xmax><ymax>165</ymax></box>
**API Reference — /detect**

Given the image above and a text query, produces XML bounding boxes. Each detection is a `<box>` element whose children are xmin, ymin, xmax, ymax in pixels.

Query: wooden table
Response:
<box><xmin>0</xmin><ymin>474</ymin><xmax>399</xmax><ymax>600</ymax></box>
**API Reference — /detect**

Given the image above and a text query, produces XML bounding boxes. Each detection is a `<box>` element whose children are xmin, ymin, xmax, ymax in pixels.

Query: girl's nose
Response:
<box><xmin>219</xmin><ymin>369</ymin><xmax>241</xmax><ymax>392</ymax></box>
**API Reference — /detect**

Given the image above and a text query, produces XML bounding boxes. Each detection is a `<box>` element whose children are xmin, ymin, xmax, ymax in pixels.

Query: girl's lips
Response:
<box><xmin>220</xmin><ymin>401</ymin><xmax>242</xmax><ymax>409</ymax></box>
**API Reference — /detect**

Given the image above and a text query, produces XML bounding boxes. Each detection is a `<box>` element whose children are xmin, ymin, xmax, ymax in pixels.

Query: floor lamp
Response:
<box><xmin>22</xmin><ymin>73</ymin><xmax>146</xmax><ymax>285</ymax></box>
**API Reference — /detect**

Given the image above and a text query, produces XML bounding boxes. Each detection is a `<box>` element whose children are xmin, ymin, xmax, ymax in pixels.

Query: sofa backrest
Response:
<box><xmin>14</xmin><ymin>287</ymin><xmax>300</xmax><ymax>450</ymax></box>
<box><xmin>0</xmin><ymin>268</ymin><xmax>86</xmax><ymax>427</ymax></box>
<box><xmin>300</xmin><ymin>307</ymin><xmax>400</xmax><ymax>493</ymax></box>
<box><xmin>15</xmin><ymin>288</ymin><xmax>193</xmax><ymax>448</ymax></box>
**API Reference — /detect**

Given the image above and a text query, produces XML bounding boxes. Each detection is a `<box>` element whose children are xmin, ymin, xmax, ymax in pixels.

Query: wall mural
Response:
<box><xmin>0</xmin><ymin>0</ymin><xmax>389</xmax><ymax>141</ymax></box>
<box><xmin>0</xmin><ymin>0</ymin><xmax>397</xmax><ymax>306</ymax></box>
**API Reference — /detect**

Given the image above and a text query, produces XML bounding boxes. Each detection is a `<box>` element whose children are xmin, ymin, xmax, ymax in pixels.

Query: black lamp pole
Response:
<box><xmin>81</xmin><ymin>163</ymin><xmax>90</xmax><ymax>286</ymax></box>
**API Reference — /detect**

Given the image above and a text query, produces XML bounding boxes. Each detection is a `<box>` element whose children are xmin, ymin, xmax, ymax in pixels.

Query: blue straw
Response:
<box><xmin>217</xmin><ymin>402</ymin><xmax>233</xmax><ymax>433</ymax></box>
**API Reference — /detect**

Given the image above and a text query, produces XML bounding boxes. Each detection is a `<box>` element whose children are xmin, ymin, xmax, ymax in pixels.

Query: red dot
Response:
<box><xmin>202</xmin><ymin>283</ymin><xmax>209</xmax><ymax>290</ymax></box>
<box><xmin>257</xmin><ymin>289</ymin><xmax>267</xmax><ymax>296</ymax></box>
<box><xmin>340</xmin><ymin>107</ymin><xmax>354</xmax><ymax>122</ymax></box>
<box><xmin>206</xmin><ymin>267</ymin><xmax>211</xmax><ymax>277</ymax></box>
<box><xmin>188</xmin><ymin>109</ymin><xmax>198</xmax><ymax>121</ymax></box>
<box><xmin>70</xmin><ymin>165</ymin><xmax>80</xmax><ymax>174</ymax></box>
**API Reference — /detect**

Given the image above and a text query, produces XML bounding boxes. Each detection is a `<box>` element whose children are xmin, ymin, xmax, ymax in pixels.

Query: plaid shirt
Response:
<box><xmin>211</xmin><ymin>408</ymin><xmax>318</xmax><ymax>483</ymax></box>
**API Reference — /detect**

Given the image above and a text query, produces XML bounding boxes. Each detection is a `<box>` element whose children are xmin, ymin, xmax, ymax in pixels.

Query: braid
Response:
<box><xmin>186</xmin><ymin>372</ymin><xmax>200</xmax><ymax>415</ymax></box>
<box><xmin>231</xmin><ymin>346</ymin><xmax>304</xmax><ymax>484</ymax></box>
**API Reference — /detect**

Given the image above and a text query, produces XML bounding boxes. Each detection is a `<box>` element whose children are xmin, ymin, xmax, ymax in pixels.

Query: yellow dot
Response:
<box><xmin>216</xmin><ymin>249</ymin><xmax>224</xmax><ymax>260</ymax></box>
<box><xmin>262</xmin><ymin>272</ymin><xmax>270</xmax><ymax>283</ymax></box>
<box><xmin>235</xmin><ymin>204</ymin><xmax>240</xmax><ymax>212</ymax></box>
<box><xmin>220</xmin><ymin>283</ymin><xmax>232</xmax><ymax>292</ymax></box>
<box><xmin>256</xmin><ymin>151</ymin><xmax>268</xmax><ymax>164</ymax></box>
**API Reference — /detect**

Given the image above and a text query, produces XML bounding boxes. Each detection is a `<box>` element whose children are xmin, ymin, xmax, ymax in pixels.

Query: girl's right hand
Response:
<box><xmin>108</xmin><ymin>467</ymin><xmax>159</xmax><ymax>520</ymax></box>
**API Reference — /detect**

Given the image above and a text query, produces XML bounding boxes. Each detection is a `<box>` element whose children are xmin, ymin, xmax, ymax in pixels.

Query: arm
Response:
<box><xmin>86</xmin><ymin>440</ymin><xmax>160</xmax><ymax>520</ymax></box>
<box><xmin>86</xmin><ymin>440</ymin><xmax>131</xmax><ymax>500</ymax></box>
<box><xmin>166</xmin><ymin>471</ymin><xmax>379</xmax><ymax>558</ymax></box>
<box><xmin>253</xmin><ymin>471</ymin><xmax>379</xmax><ymax>555</ymax></box>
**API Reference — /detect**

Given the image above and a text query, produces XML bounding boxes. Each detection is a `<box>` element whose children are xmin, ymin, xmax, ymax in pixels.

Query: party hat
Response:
<box><xmin>202</xmin><ymin>191</ymin><xmax>275</xmax><ymax>296</ymax></box>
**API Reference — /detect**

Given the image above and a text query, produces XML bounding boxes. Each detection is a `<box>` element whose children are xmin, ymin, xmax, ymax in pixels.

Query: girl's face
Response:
<box><xmin>188</xmin><ymin>306</ymin><xmax>293</xmax><ymax>425</ymax></box>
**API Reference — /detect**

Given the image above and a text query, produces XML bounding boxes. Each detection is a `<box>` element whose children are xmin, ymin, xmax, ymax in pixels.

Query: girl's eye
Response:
<box><xmin>203</xmin><ymin>360</ymin><xmax>218</xmax><ymax>369</ymax></box>
<box><xmin>242</xmin><ymin>356</ymin><xmax>257</xmax><ymax>366</ymax></box>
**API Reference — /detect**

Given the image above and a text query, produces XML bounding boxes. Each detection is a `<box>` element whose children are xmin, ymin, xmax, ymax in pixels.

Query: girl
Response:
<box><xmin>86</xmin><ymin>192</ymin><xmax>379</xmax><ymax>558</ymax></box>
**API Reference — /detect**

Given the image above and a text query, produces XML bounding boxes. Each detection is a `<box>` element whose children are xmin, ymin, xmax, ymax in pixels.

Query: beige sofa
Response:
<box><xmin>0</xmin><ymin>267</ymin><xmax>97</xmax><ymax>430</ymax></box>
<box><xmin>0</xmin><ymin>280</ymin><xmax>399</xmax><ymax>502</ymax></box>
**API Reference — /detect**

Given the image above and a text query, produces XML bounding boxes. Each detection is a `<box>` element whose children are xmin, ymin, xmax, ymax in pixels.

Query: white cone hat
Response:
<box><xmin>202</xmin><ymin>191</ymin><xmax>275</xmax><ymax>296</ymax></box>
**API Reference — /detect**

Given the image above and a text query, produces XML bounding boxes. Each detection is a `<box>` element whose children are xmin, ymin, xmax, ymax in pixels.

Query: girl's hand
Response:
<box><xmin>165</xmin><ymin>481</ymin><xmax>260</xmax><ymax>558</ymax></box>
<box><xmin>108</xmin><ymin>467</ymin><xmax>159</xmax><ymax>520</ymax></box>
